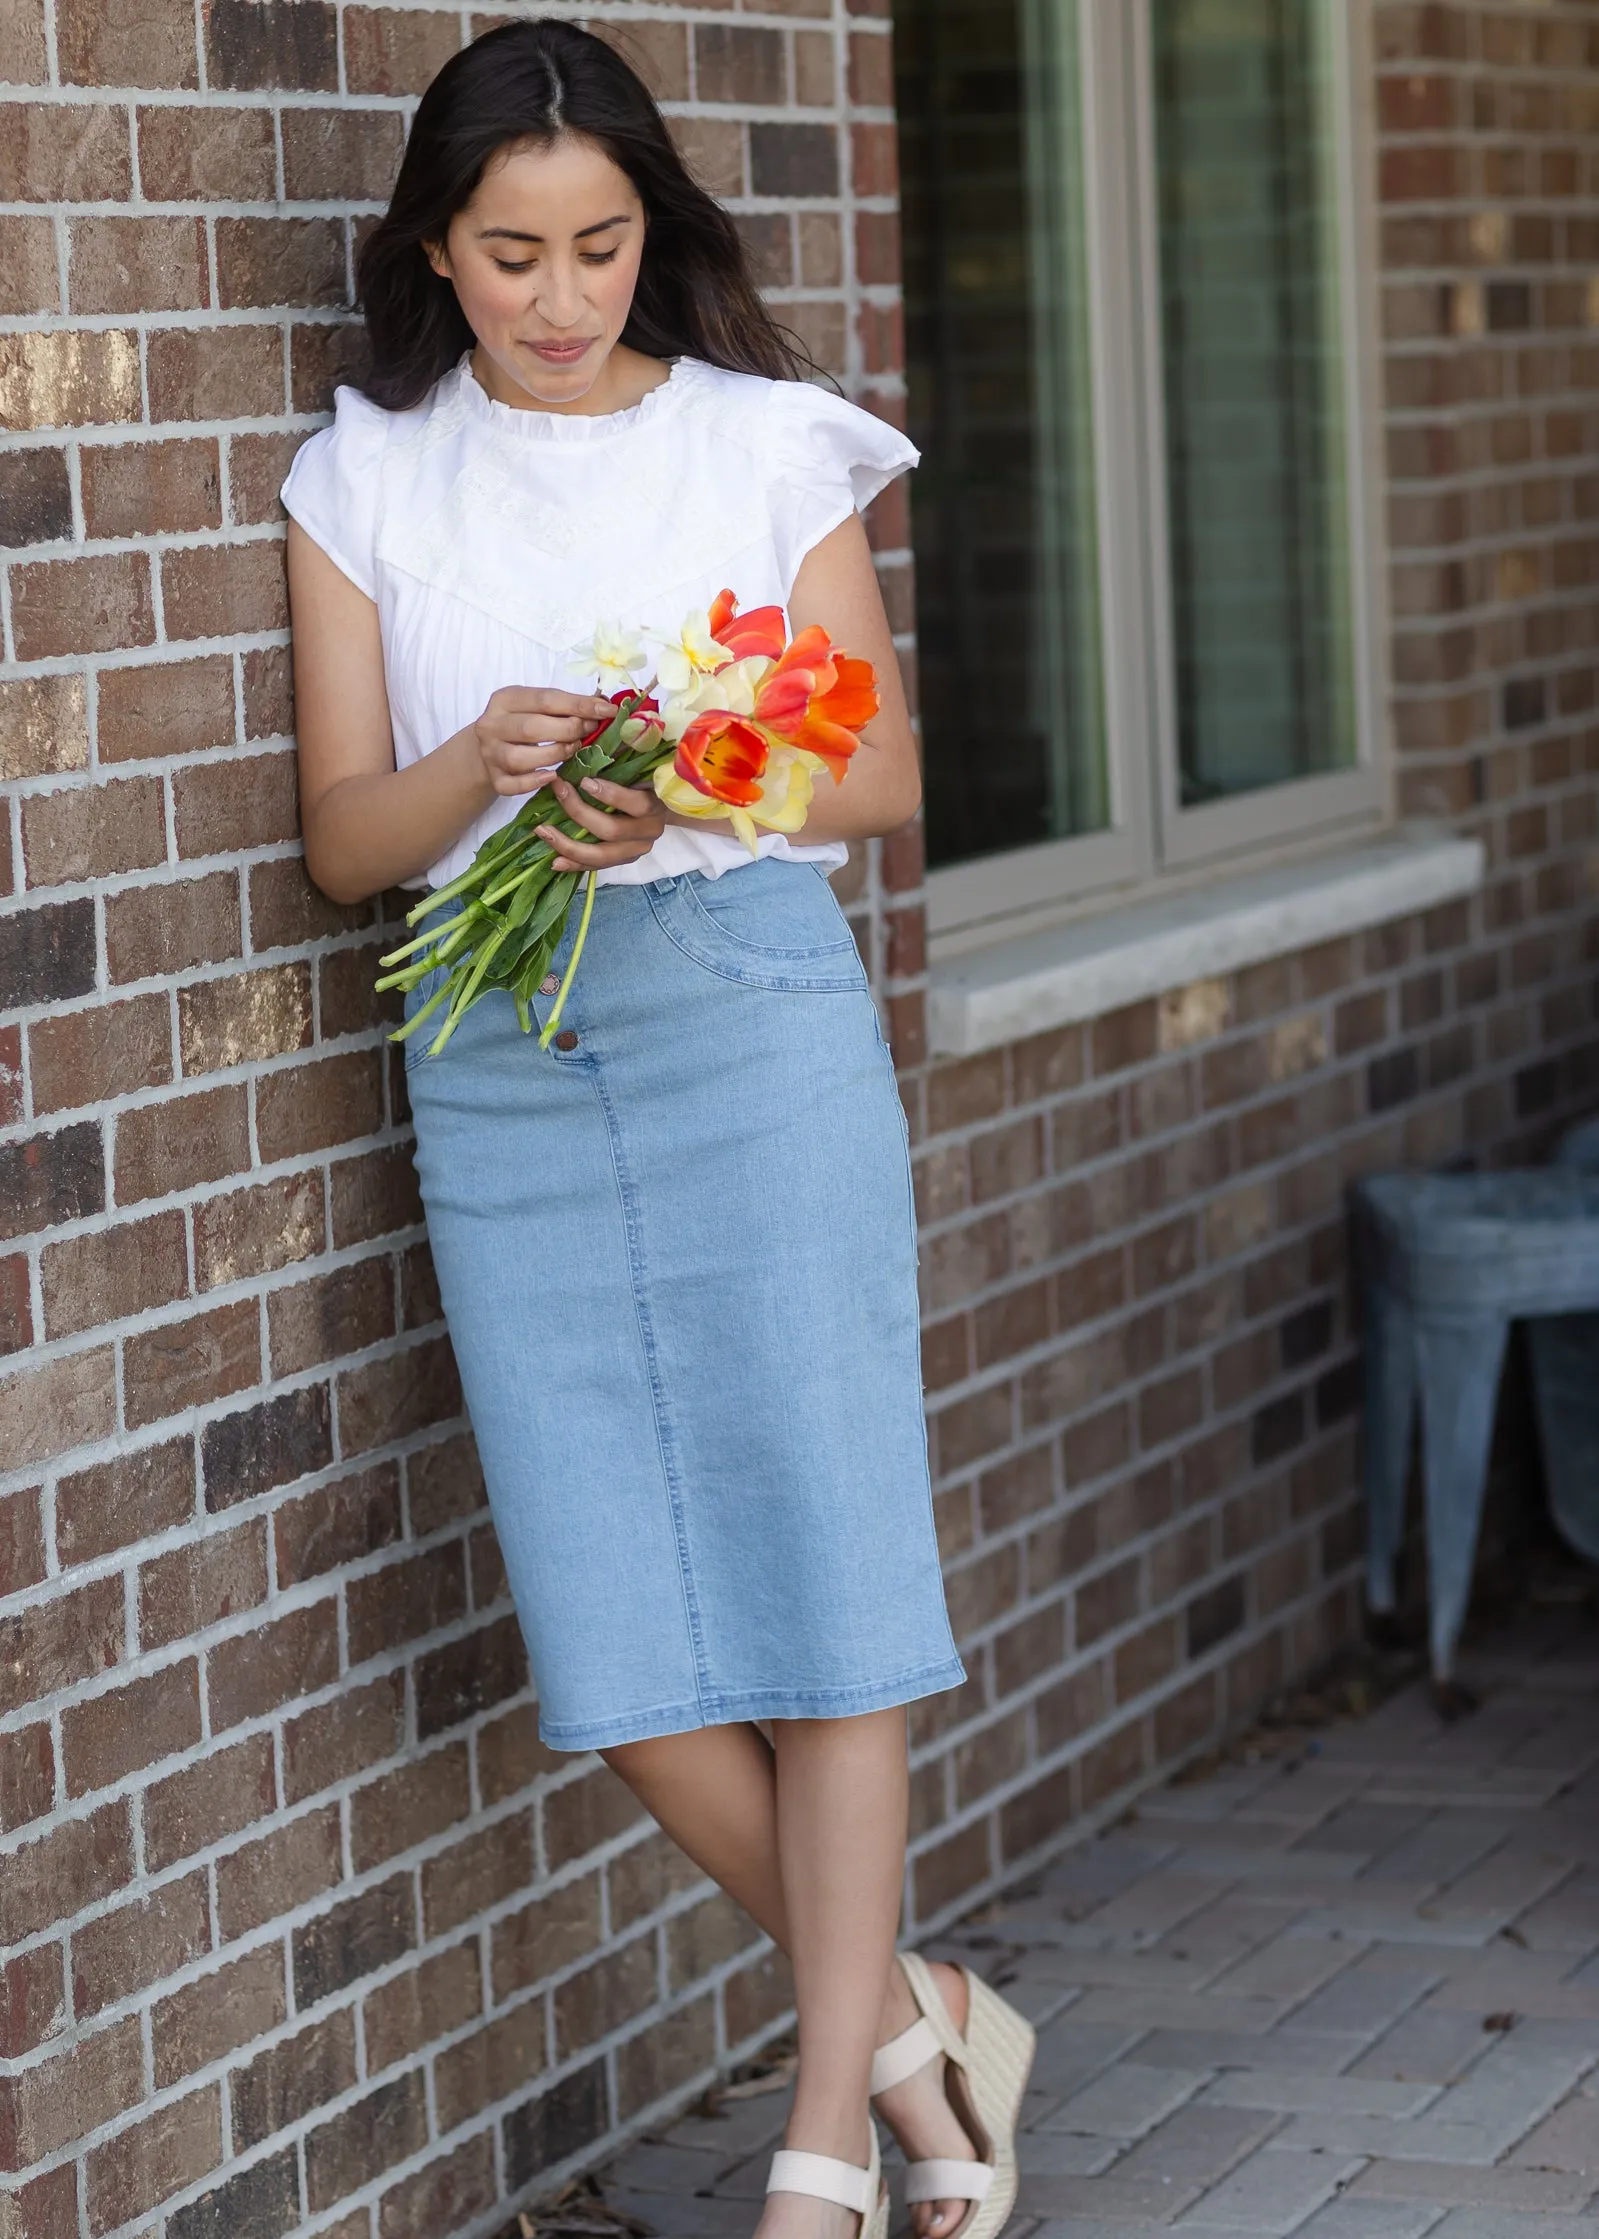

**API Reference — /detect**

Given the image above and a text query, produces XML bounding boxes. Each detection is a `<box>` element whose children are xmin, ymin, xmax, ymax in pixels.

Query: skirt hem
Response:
<box><xmin>538</xmin><ymin>1653</ymin><xmax>969</xmax><ymax>1753</ymax></box>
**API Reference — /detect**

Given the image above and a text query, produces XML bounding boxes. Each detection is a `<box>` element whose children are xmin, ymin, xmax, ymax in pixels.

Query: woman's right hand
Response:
<box><xmin>474</xmin><ymin>685</ymin><xmax>621</xmax><ymax>798</ymax></box>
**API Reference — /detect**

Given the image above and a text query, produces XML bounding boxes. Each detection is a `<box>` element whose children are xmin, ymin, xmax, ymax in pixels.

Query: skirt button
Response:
<box><xmin>539</xmin><ymin>974</ymin><xmax>559</xmax><ymax>995</ymax></box>
<box><xmin>554</xmin><ymin>1029</ymin><xmax>579</xmax><ymax>1052</ymax></box>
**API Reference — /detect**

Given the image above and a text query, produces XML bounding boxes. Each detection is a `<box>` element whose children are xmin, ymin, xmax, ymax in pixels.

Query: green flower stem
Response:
<box><xmin>389</xmin><ymin>974</ymin><xmax>454</xmax><ymax>1045</ymax></box>
<box><xmin>538</xmin><ymin>868</ymin><xmax>598</xmax><ymax>1051</ymax></box>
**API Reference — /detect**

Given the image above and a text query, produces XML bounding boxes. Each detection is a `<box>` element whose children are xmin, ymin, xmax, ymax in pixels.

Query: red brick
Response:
<box><xmin>228</xmin><ymin>428</ymin><xmax>302</xmax><ymax>523</ymax></box>
<box><xmin>421</xmin><ymin>1809</ymin><xmax>533</xmax><ymax>1937</ymax></box>
<box><xmin>216</xmin><ymin>1803</ymin><xmax>342</xmax><ymax>1942</ymax></box>
<box><xmin>0</xmin><ymin>213</ymin><xmax>60</xmax><ymax>312</ymax></box>
<box><xmin>337</xmin><ymin>1336</ymin><xmax>463</xmax><ymax>1458</ymax></box>
<box><xmin>143</xmin><ymin>1730</ymin><xmax>276</xmax><ymax>1872</ymax></box>
<box><xmin>0</xmin><ymin>1940</ymin><xmax>65</xmax><ymax>2060</ymax></box>
<box><xmin>0</xmin><ymin>1481</ymin><xmax>46</xmax><ymax>1595</ymax></box>
<box><xmin>22</xmin><ymin>774</ymin><xmax>168</xmax><ymax>888</ymax></box>
<box><xmin>56</xmin><ymin>0</ymin><xmax>197</xmax><ymax>83</ymax></box>
<box><xmin>70</xmin><ymin>214</ymin><xmax>208</xmax><ymax>314</ymax></box>
<box><xmin>29</xmin><ymin>993</ymin><xmax>172</xmax><ymax>1113</ymax></box>
<box><xmin>137</xmin><ymin>103</ymin><xmax>276</xmax><ymax>199</ymax></box>
<box><xmin>255</xmin><ymin>1048</ymin><xmax>385</xmax><ymax>1158</ymax></box>
<box><xmin>147</xmin><ymin>323</ymin><xmax>284</xmax><ymax>422</ymax></box>
<box><xmin>151</xmin><ymin>1942</ymin><xmax>286</xmax><ymax>2090</ymax></box>
<box><xmin>232</xmin><ymin>2009</ymin><xmax>357</xmax><ymax>2152</ymax></box>
<box><xmin>84</xmin><ymin>2083</ymin><xmax>222</xmax><ymax>2236</ymax></box>
<box><xmin>283</xmin><ymin>1671</ymin><xmax>404</xmax><ymax>1805</ymax></box>
<box><xmin>305</xmin><ymin>2075</ymin><xmax>428</xmax><ymax>2215</ymax></box>
<box><xmin>10</xmin><ymin>551</ymin><xmax>154</xmax><ymax>658</ymax></box>
<box><xmin>162</xmin><ymin>539</ymin><xmax>288</xmax><ymax>640</ymax></box>
<box><xmin>0</xmin><ymin>1572</ymin><xmax>124</xmax><ymax>1716</ymax></box>
<box><xmin>216</xmin><ymin>216</ymin><xmax>346</xmax><ymax>308</ymax></box>
<box><xmin>138</xmin><ymin>1520</ymin><xmax>269</xmax><ymax>1648</ymax></box>
<box><xmin>350</xmin><ymin>1740</ymin><xmax>471</xmax><ymax>1873</ymax></box>
<box><xmin>377</xmin><ymin>2135</ymin><xmax>497</xmax><ymax>2239</ymax></box>
<box><xmin>82</xmin><ymin>436</ymin><xmax>221</xmax><ymax>536</ymax></box>
<box><xmin>2</xmin><ymin>2167</ymin><xmax>80</xmax><ymax>2239</ymax></box>
<box><xmin>275</xmin><ymin>1462</ymin><xmax>402</xmax><ymax>1584</ymax></box>
<box><xmin>124</xmin><ymin>1299</ymin><xmax>261</xmax><ymax>1428</ymax></box>
<box><xmin>0</xmin><ymin>1721</ymin><xmax>55</xmax><ymax>1834</ymax></box>
<box><xmin>2</xmin><ymin>1814</ymin><xmax>133</xmax><ymax>1969</ymax></box>
<box><xmin>0</xmin><ymin>2016</ymin><xmax>143</xmax><ymax>2172</ymax></box>
<box><xmin>192</xmin><ymin>1170</ymin><xmax>324</xmax><ymax>1290</ymax></box>
<box><xmin>363</xmin><ymin>1941</ymin><xmax>482</xmax><ymax>2073</ymax></box>
<box><xmin>62</xmin><ymin>1658</ymin><xmax>201</xmax><ymax>1798</ymax></box>
<box><xmin>281</xmin><ymin>106</ymin><xmax>404</xmax><ymax>200</ymax></box>
<box><xmin>173</xmin><ymin>750</ymin><xmax>299</xmax><ymax>857</ymax></box>
<box><xmin>434</xmin><ymin>2004</ymin><xmax>547</xmax><ymax>2134</ymax></box>
<box><xmin>348</xmin><ymin>1544</ymin><xmax>466</xmax><ymax>1666</ymax></box>
<box><xmin>113</xmin><ymin>1083</ymin><xmax>250</xmax><ymax>1202</ymax></box>
<box><xmin>71</xmin><ymin>1871</ymin><xmax>209</xmax><ymax>2019</ymax></box>
<box><xmin>491</xmin><ymin>1876</ymin><xmax>602</xmax><ymax>2001</ymax></box>
<box><xmin>0</xmin><ymin>673</ymin><xmax>89</xmax><ymax>781</ymax></box>
<box><xmin>208</xmin><ymin>1600</ymin><xmax>339</xmax><ymax>1730</ymax></box>
<box><xmin>41</xmin><ymin>1210</ymin><xmax>189</xmax><ymax>1340</ymax></box>
<box><xmin>270</xmin><ymin>1258</ymin><xmax>396</xmax><ymax>1376</ymax></box>
<box><xmin>0</xmin><ymin>1341</ymin><xmax>116</xmax><ymax>1471</ymax></box>
<box><xmin>99</xmin><ymin>658</ymin><xmax>236</xmax><ymax>764</ymax></box>
<box><xmin>343</xmin><ymin>4</ymin><xmax>460</xmax><ymax>92</ymax></box>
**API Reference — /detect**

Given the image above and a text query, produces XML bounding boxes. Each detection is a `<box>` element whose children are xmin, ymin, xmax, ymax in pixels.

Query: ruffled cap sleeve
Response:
<box><xmin>765</xmin><ymin>381</ymin><xmax>918</xmax><ymax>594</ymax></box>
<box><xmin>280</xmin><ymin>385</ymin><xmax>388</xmax><ymax>600</ymax></box>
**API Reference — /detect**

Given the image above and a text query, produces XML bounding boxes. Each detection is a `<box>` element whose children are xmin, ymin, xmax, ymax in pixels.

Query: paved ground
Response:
<box><xmin>584</xmin><ymin>1608</ymin><xmax>1599</xmax><ymax>2239</ymax></box>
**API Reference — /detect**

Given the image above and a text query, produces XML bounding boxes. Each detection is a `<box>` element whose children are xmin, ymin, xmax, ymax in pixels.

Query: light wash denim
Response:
<box><xmin>404</xmin><ymin>859</ymin><xmax>966</xmax><ymax>1751</ymax></box>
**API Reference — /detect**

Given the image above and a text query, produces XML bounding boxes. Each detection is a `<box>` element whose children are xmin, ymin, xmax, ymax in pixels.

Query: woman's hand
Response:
<box><xmin>539</xmin><ymin>773</ymin><xmax>668</xmax><ymax>874</ymax></box>
<box><xmin>474</xmin><ymin>685</ymin><xmax>620</xmax><ymax>797</ymax></box>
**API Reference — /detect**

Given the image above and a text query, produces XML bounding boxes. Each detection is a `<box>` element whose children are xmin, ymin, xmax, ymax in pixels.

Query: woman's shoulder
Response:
<box><xmin>677</xmin><ymin>362</ymin><xmax>918</xmax><ymax>481</ymax></box>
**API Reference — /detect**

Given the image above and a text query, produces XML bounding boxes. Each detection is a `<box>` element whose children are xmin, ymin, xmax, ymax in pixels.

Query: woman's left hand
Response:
<box><xmin>538</xmin><ymin>773</ymin><xmax>668</xmax><ymax>874</ymax></box>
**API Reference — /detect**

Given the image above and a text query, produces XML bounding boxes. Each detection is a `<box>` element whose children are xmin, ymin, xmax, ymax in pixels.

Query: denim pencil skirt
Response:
<box><xmin>403</xmin><ymin>858</ymin><xmax>966</xmax><ymax>1752</ymax></box>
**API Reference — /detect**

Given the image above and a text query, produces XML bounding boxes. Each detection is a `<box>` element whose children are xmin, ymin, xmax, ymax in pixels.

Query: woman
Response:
<box><xmin>283</xmin><ymin>23</ymin><xmax>1033</xmax><ymax>2238</ymax></box>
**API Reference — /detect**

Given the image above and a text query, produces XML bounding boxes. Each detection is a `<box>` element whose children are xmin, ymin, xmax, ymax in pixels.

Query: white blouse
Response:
<box><xmin>280</xmin><ymin>354</ymin><xmax>919</xmax><ymax>891</ymax></box>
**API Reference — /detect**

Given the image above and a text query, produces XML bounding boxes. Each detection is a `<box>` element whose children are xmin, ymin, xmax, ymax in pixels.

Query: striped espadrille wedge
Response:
<box><xmin>869</xmin><ymin>1950</ymin><xmax>1035</xmax><ymax>2239</ymax></box>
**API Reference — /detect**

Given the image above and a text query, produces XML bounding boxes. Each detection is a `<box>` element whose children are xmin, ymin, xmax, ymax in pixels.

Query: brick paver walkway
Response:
<box><xmin>586</xmin><ymin>1610</ymin><xmax>1599</xmax><ymax>2239</ymax></box>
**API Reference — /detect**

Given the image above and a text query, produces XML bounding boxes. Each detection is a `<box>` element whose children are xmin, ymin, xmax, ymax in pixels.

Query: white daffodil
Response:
<box><xmin>654</xmin><ymin>607</ymin><xmax>734</xmax><ymax>700</ymax></box>
<box><xmin>567</xmin><ymin>621</ymin><xmax>649</xmax><ymax>689</ymax></box>
<box><xmin>660</xmin><ymin>655</ymin><xmax>767</xmax><ymax>742</ymax></box>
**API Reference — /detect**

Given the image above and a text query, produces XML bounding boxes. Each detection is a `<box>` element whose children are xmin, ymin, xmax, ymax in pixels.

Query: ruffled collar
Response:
<box><xmin>446</xmin><ymin>351</ymin><xmax>702</xmax><ymax>442</ymax></box>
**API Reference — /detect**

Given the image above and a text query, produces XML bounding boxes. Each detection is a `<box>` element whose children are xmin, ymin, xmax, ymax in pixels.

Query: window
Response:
<box><xmin>895</xmin><ymin>0</ymin><xmax>1383</xmax><ymax>947</ymax></box>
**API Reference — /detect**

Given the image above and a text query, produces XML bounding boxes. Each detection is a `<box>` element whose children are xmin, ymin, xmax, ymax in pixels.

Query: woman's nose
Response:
<box><xmin>534</xmin><ymin>263</ymin><xmax>586</xmax><ymax>327</ymax></box>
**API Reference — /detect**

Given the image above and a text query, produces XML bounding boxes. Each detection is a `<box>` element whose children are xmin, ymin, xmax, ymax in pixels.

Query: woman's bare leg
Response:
<box><xmin>602</xmin><ymin>1719</ymin><xmax>977</xmax><ymax>2237</ymax></box>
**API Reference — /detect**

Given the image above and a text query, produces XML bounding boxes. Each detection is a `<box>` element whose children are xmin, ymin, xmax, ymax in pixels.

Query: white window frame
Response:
<box><xmin>924</xmin><ymin>0</ymin><xmax>1391</xmax><ymax>961</ymax></box>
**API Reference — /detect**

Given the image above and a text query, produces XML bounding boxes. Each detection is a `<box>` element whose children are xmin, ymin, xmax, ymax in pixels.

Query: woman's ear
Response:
<box><xmin>423</xmin><ymin>237</ymin><xmax>451</xmax><ymax>279</ymax></box>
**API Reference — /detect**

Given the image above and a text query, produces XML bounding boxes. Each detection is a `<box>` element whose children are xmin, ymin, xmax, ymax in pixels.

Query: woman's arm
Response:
<box><xmin>288</xmin><ymin>523</ymin><xmax>661</xmax><ymax>904</ymax></box>
<box><xmin>779</xmin><ymin>510</ymin><xmax>923</xmax><ymax>845</ymax></box>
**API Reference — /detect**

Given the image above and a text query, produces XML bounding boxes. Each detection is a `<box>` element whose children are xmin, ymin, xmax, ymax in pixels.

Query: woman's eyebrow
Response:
<box><xmin>475</xmin><ymin>214</ymin><xmax>634</xmax><ymax>243</ymax></box>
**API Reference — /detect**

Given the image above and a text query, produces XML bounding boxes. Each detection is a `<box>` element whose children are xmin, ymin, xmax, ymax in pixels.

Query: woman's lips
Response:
<box><xmin>525</xmin><ymin>339</ymin><xmax>594</xmax><ymax>365</ymax></box>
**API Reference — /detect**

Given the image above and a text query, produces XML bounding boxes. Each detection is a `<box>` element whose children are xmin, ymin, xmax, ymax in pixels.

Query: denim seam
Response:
<box><xmin>588</xmin><ymin>1057</ymin><xmax>714</xmax><ymax>1729</ymax></box>
<box><xmin>538</xmin><ymin>1652</ymin><xmax>970</xmax><ymax>1751</ymax></box>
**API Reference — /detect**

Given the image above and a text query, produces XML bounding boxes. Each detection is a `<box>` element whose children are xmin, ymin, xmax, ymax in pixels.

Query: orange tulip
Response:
<box><xmin>708</xmin><ymin>588</ymin><xmax>787</xmax><ymax>663</ymax></box>
<box><xmin>751</xmin><ymin>629</ymin><xmax>878</xmax><ymax>784</ymax></box>
<box><xmin>674</xmin><ymin>709</ymin><xmax>770</xmax><ymax>807</ymax></box>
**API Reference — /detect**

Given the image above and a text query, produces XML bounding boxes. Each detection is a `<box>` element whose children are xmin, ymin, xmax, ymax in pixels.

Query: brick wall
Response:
<box><xmin>2</xmin><ymin>3</ymin><xmax>1597</xmax><ymax>2237</ymax></box>
<box><xmin>0</xmin><ymin>3</ymin><xmax>905</xmax><ymax>2234</ymax></box>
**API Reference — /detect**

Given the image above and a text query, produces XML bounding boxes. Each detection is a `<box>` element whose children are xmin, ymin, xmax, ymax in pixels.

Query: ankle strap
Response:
<box><xmin>870</xmin><ymin>2015</ymin><xmax>942</xmax><ymax>2096</ymax></box>
<box><xmin>766</xmin><ymin>2150</ymin><xmax>874</xmax><ymax>2214</ymax></box>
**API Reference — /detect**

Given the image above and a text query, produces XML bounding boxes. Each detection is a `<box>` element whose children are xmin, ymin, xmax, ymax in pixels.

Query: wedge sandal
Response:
<box><xmin>869</xmin><ymin>1950</ymin><xmax>1035</xmax><ymax>2239</ymax></box>
<box><xmin>765</xmin><ymin>2118</ymin><xmax>889</xmax><ymax>2239</ymax></box>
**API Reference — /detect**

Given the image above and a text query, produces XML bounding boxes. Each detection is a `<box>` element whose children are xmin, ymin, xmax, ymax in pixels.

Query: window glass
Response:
<box><xmin>896</xmin><ymin>0</ymin><xmax>1106</xmax><ymax>870</ymax></box>
<box><xmin>1154</xmin><ymin>0</ymin><xmax>1357</xmax><ymax>806</ymax></box>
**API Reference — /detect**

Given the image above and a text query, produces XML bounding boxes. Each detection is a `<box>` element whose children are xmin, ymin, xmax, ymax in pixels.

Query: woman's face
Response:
<box><xmin>427</xmin><ymin>134</ymin><xmax>647</xmax><ymax>411</ymax></box>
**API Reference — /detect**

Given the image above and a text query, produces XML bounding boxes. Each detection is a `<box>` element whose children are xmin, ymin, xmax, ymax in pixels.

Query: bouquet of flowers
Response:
<box><xmin>378</xmin><ymin>592</ymin><xmax>879</xmax><ymax>1059</ymax></box>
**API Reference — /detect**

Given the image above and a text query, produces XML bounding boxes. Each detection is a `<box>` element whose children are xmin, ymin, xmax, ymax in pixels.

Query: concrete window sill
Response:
<box><xmin>926</xmin><ymin>830</ymin><xmax>1487</xmax><ymax>1059</ymax></box>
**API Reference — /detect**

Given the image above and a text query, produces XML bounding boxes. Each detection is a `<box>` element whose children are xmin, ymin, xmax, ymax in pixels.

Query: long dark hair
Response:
<box><xmin>356</xmin><ymin>19</ymin><xmax>809</xmax><ymax>409</ymax></box>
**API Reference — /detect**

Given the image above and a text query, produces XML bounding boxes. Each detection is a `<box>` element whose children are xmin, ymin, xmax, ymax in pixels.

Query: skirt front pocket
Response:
<box><xmin>645</xmin><ymin>859</ymin><xmax>867</xmax><ymax>992</ymax></box>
